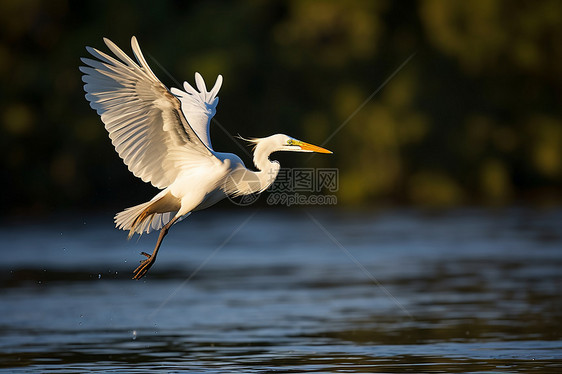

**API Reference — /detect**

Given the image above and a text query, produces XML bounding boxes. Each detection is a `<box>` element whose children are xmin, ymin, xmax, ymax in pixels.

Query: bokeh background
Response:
<box><xmin>1</xmin><ymin>0</ymin><xmax>561</xmax><ymax>215</ymax></box>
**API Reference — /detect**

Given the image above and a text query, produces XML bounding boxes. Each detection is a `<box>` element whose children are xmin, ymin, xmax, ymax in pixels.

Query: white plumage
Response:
<box><xmin>81</xmin><ymin>36</ymin><xmax>332</xmax><ymax>279</ymax></box>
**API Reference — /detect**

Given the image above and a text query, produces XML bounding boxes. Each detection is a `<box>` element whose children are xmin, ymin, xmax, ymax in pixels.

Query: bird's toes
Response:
<box><xmin>132</xmin><ymin>267</ymin><xmax>146</xmax><ymax>280</ymax></box>
<box><xmin>132</xmin><ymin>252</ymin><xmax>155</xmax><ymax>279</ymax></box>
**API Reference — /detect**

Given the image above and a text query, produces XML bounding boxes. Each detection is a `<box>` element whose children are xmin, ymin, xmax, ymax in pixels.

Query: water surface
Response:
<box><xmin>1</xmin><ymin>208</ymin><xmax>561</xmax><ymax>372</ymax></box>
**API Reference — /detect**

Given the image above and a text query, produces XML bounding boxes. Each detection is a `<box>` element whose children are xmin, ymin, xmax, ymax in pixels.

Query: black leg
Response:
<box><xmin>132</xmin><ymin>216</ymin><xmax>179</xmax><ymax>280</ymax></box>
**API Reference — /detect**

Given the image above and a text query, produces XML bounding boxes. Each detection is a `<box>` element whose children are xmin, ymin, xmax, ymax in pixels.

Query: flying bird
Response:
<box><xmin>80</xmin><ymin>36</ymin><xmax>332</xmax><ymax>279</ymax></box>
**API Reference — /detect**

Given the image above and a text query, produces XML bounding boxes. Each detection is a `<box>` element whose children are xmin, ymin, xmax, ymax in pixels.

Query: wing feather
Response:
<box><xmin>81</xmin><ymin>36</ymin><xmax>217</xmax><ymax>189</ymax></box>
<box><xmin>170</xmin><ymin>72</ymin><xmax>222</xmax><ymax>150</ymax></box>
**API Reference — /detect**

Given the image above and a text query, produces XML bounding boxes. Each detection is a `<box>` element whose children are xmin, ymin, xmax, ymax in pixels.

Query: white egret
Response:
<box><xmin>80</xmin><ymin>37</ymin><xmax>332</xmax><ymax>279</ymax></box>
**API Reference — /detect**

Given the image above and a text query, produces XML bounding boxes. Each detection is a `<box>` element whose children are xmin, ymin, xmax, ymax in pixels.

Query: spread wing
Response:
<box><xmin>171</xmin><ymin>73</ymin><xmax>222</xmax><ymax>150</ymax></box>
<box><xmin>80</xmin><ymin>36</ymin><xmax>218</xmax><ymax>190</ymax></box>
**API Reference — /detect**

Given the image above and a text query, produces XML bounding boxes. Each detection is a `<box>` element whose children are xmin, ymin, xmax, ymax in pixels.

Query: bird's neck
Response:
<box><xmin>252</xmin><ymin>141</ymin><xmax>281</xmax><ymax>192</ymax></box>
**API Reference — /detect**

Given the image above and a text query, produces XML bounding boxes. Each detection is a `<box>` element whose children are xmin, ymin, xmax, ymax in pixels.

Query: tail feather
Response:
<box><xmin>114</xmin><ymin>202</ymin><xmax>174</xmax><ymax>238</ymax></box>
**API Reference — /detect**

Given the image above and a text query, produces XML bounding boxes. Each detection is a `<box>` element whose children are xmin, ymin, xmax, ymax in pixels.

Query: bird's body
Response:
<box><xmin>81</xmin><ymin>37</ymin><xmax>331</xmax><ymax>279</ymax></box>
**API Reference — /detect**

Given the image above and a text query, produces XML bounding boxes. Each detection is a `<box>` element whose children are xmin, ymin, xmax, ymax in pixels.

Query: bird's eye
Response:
<box><xmin>287</xmin><ymin>139</ymin><xmax>294</xmax><ymax>145</ymax></box>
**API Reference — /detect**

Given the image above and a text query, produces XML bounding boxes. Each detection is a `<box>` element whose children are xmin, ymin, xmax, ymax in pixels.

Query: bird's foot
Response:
<box><xmin>133</xmin><ymin>251</ymin><xmax>155</xmax><ymax>280</ymax></box>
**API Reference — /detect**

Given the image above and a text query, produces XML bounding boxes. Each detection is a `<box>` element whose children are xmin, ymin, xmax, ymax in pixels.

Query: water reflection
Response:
<box><xmin>1</xmin><ymin>208</ymin><xmax>561</xmax><ymax>372</ymax></box>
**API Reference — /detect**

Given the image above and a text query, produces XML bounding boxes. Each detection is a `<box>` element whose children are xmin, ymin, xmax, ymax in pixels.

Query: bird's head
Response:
<box><xmin>241</xmin><ymin>134</ymin><xmax>332</xmax><ymax>154</ymax></box>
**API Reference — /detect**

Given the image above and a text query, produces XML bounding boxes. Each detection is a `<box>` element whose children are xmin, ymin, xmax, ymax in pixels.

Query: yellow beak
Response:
<box><xmin>295</xmin><ymin>140</ymin><xmax>333</xmax><ymax>154</ymax></box>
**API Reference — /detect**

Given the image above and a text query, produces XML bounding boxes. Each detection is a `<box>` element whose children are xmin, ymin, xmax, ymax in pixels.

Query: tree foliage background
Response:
<box><xmin>1</xmin><ymin>0</ymin><xmax>561</xmax><ymax>214</ymax></box>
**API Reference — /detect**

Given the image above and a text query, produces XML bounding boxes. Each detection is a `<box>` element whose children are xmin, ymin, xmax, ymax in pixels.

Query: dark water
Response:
<box><xmin>1</xmin><ymin>208</ymin><xmax>561</xmax><ymax>373</ymax></box>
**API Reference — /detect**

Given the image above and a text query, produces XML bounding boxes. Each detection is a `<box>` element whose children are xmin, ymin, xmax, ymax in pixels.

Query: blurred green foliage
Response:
<box><xmin>1</xmin><ymin>0</ymin><xmax>561</xmax><ymax>214</ymax></box>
